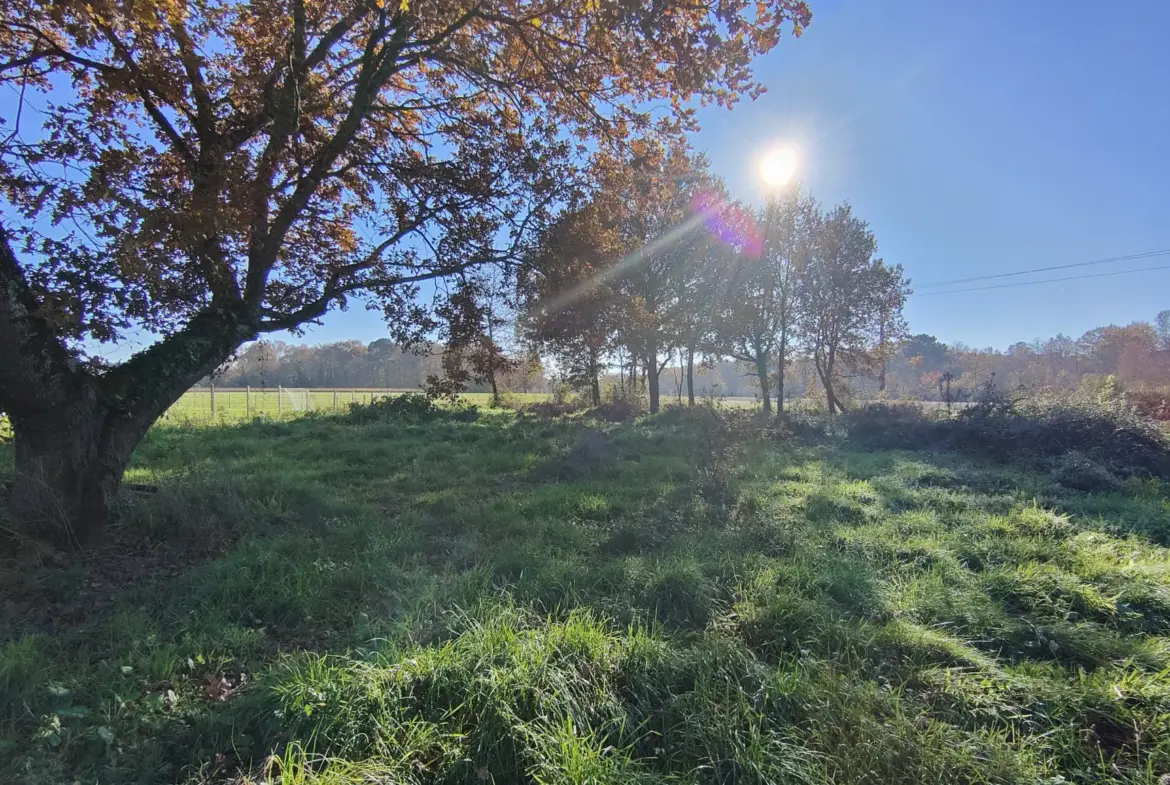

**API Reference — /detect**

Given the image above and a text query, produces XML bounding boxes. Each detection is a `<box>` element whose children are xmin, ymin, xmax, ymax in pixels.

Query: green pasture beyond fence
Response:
<box><xmin>164</xmin><ymin>388</ymin><xmax>553</xmax><ymax>423</ymax></box>
<box><xmin>164</xmin><ymin>388</ymin><xmax>962</xmax><ymax>425</ymax></box>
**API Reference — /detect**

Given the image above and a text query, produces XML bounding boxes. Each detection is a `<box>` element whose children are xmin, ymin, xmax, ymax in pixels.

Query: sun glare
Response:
<box><xmin>760</xmin><ymin>147</ymin><xmax>797</xmax><ymax>188</ymax></box>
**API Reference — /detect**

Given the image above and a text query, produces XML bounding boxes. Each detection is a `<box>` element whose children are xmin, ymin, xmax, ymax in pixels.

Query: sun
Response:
<box><xmin>759</xmin><ymin>147</ymin><xmax>797</xmax><ymax>188</ymax></box>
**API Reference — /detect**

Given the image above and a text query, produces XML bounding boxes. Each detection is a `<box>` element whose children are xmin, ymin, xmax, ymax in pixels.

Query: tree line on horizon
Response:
<box><xmin>203</xmin><ymin>309</ymin><xmax>1170</xmax><ymax>414</ymax></box>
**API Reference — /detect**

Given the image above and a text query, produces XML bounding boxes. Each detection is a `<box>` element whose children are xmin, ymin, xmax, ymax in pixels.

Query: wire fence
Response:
<box><xmin>165</xmin><ymin>387</ymin><xmax>416</xmax><ymax>422</ymax></box>
<box><xmin>164</xmin><ymin>387</ymin><xmax>554</xmax><ymax>423</ymax></box>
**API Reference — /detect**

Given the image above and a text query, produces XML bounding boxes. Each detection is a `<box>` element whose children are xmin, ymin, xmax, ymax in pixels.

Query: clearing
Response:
<box><xmin>1</xmin><ymin>406</ymin><xmax>1169</xmax><ymax>784</ymax></box>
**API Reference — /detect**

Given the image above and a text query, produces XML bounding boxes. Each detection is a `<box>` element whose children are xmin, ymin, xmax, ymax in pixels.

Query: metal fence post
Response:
<box><xmin>333</xmin><ymin>389</ymin><xmax>338</xmax><ymax>410</ymax></box>
<box><xmin>278</xmin><ymin>385</ymin><xmax>282</xmax><ymax>413</ymax></box>
<box><xmin>246</xmin><ymin>386</ymin><xmax>251</xmax><ymax>418</ymax></box>
<box><xmin>210</xmin><ymin>383</ymin><xmax>216</xmax><ymax>417</ymax></box>
<box><xmin>306</xmin><ymin>389</ymin><xmax>312</xmax><ymax>412</ymax></box>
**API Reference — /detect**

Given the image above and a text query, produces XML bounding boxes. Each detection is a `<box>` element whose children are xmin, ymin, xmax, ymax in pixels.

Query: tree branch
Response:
<box><xmin>0</xmin><ymin>228</ymin><xmax>88</xmax><ymax>413</ymax></box>
<box><xmin>87</xmin><ymin>22</ymin><xmax>199</xmax><ymax>169</ymax></box>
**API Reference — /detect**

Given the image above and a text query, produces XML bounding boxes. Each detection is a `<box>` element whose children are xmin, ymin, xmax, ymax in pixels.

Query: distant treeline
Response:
<box><xmin>878</xmin><ymin>316</ymin><xmax>1170</xmax><ymax>402</ymax></box>
<box><xmin>198</xmin><ymin>311</ymin><xmax>1170</xmax><ymax>408</ymax></box>
<box><xmin>199</xmin><ymin>339</ymin><xmax>546</xmax><ymax>393</ymax></box>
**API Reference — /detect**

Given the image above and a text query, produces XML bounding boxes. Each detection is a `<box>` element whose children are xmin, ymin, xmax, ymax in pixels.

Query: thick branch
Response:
<box><xmin>0</xmin><ymin>229</ymin><xmax>88</xmax><ymax>413</ymax></box>
<box><xmin>170</xmin><ymin>20</ymin><xmax>217</xmax><ymax>144</ymax></box>
<box><xmin>98</xmin><ymin>303</ymin><xmax>258</xmax><ymax>413</ymax></box>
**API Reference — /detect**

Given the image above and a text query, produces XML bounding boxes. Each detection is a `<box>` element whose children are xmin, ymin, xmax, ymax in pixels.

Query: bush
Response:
<box><xmin>655</xmin><ymin>406</ymin><xmax>762</xmax><ymax>509</ymax></box>
<box><xmin>1128</xmin><ymin>387</ymin><xmax>1170</xmax><ymax>421</ymax></box>
<box><xmin>1050</xmin><ymin>451</ymin><xmax>1123</xmax><ymax>493</ymax></box>
<box><xmin>843</xmin><ymin>400</ymin><xmax>1170</xmax><ymax>481</ymax></box>
<box><xmin>346</xmin><ymin>392</ymin><xmax>479</xmax><ymax>423</ymax></box>
<box><xmin>523</xmin><ymin>401</ymin><xmax>580</xmax><ymax>418</ymax></box>
<box><xmin>586</xmin><ymin>401</ymin><xmax>642</xmax><ymax>423</ymax></box>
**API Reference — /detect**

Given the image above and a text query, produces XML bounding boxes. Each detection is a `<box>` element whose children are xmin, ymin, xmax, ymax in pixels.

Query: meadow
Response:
<box><xmin>164</xmin><ymin>389</ymin><xmax>555</xmax><ymax>424</ymax></box>
<box><xmin>1</xmin><ymin>403</ymin><xmax>1169</xmax><ymax>784</ymax></box>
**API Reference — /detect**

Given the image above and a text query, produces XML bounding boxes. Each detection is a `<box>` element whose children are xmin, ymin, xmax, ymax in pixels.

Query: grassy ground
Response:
<box><xmin>1</xmin><ymin>407</ymin><xmax>1169</xmax><ymax>784</ymax></box>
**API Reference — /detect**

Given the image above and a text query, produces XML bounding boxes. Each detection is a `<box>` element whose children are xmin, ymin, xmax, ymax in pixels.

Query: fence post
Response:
<box><xmin>306</xmin><ymin>389</ymin><xmax>312</xmax><ymax>412</ymax></box>
<box><xmin>278</xmin><ymin>385</ymin><xmax>282</xmax><ymax>414</ymax></box>
<box><xmin>333</xmin><ymin>389</ymin><xmax>338</xmax><ymax>410</ymax></box>
<box><xmin>210</xmin><ymin>383</ymin><xmax>216</xmax><ymax>417</ymax></box>
<box><xmin>246</xmin><ymin>386</ymin><xmax>251</xmax><ymax>418</ymax></box>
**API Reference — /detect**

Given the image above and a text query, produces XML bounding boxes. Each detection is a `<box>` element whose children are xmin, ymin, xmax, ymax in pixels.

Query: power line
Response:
<box><xmin>916</xmin><ymin>262</ymin><xmax>1170</xmax><ymax>296</ymax></box>
<box><xmin>916</xmin><ymin>248</ymin><xmax>1170</xmax><ymax>289</ymax></box>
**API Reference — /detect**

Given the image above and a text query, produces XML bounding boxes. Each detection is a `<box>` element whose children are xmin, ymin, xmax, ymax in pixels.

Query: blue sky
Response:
<box><xmin>291</xmin><ymin>0</ymin><xmax>1170</xmax><ymax>351</ymax></box>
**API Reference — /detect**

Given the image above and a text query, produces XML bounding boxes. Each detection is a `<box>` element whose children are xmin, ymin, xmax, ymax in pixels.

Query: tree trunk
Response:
<box><xmin>7</xmin><ymin>402</ymin><xmax>149</xmax><ymax>546</ymax></box>
<box><xmin>776</xmin><ymin>331</ymin><xmax>787</xmax><ymax>415</ymax></box>
<box><xmin>1</xmin><ymin>283</ymin><xmax>256</xmax><ymax>545</ymax></box>
<box><xmin>686</xmin><ymin>346</ymin><xmax>695</xmax><ymax>407</ymax></box>
<box><xmin>754</xmin><ymin>352</ymin><xmax>772</xmax><ymax>414</ymax></box>
<box><xmin>588</xmin><ymin>346</ymin><xmax>601</xmax><ymax>406</ymax></box>
<box><xmin>647</xmin><ymin>347</ymin><xmax>661</xmax><ymax>413</ymax></box>
<box><xmin>814</xmin><ymin>349</ymin><xmax>841</xmax><ymax>415</ymax></box>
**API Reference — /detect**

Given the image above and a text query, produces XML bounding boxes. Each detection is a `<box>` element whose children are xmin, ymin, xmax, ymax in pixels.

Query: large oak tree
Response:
<box><xmin>0</xmin><ymin>0</ymin><xmax>810</xmax><ymax>544</ymax></box>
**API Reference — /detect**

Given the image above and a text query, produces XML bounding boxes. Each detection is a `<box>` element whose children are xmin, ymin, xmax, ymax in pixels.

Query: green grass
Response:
<box><xmin>1</xmin><ymin>408</ymin><xmax>1170</xmax><ymax>783</ymax></box>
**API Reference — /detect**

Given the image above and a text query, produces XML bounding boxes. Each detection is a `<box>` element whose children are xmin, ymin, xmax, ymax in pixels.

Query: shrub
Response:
<box><xmin>586</xmin><ymin>401</ymin><xmax>642</xmax><ymax>423</ymax></box>
<box><xmin>346</xmin><ymin>392</ymin><xmax>479</xmax><ymax>423</ymax></box>
<box><xmin>1050</xmin><ymin>451</ymin><xmax>1123</xmax><ymax>493</ymax></box>
<box><xmin>1128</xmin><ymin>387</ymin><xmax>1170</xmax><ymax>421</ymax></box>
<box><xmin>843</xmin><ymin>400</ymin><xmax>1170</xmax><ymax>481</ymax></box>
<box><xmin>524</xmin><ymin>401</ymin><xmax>580</xmax><ymax>418</ymax></box>
<box><xmin>656</xmin><ymin>406</ymin><xmax>762</xmax><ymax>509</ymax></box>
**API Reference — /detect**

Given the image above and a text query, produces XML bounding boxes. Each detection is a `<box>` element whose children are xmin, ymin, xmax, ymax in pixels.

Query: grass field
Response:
<box><xmin>2</xmin><ymin>406</ymin><xmax>1170</xmax><ymax>784</ymax></box>
<box><xmin>162</xmin><ymin>387</ymin><xmax>879</xmax><ymax>425</ymax></box>
<box><xmin>164</xmin><ymin>389</ymin><xmax>556</xmax><ymax>423</ymax></box>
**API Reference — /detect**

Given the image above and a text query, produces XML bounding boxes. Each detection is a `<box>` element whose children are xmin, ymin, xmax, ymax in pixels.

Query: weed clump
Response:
<box><xmin>586</xmin><ymin>401</ymin><xmax>642</xmax><ymax>423</ymax></box>
<box><xmin>523</xmin><ymin>401</ymin><xmax>580</xmax><ymax>418</ymax></box>
<box><xmin>345</xmin><ymin>392</ymin><xmax>479</xmax><ymax>424</ymax></box>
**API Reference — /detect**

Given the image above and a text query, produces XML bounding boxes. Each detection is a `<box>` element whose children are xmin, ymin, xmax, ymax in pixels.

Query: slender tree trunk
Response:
<box><xmin>776</xmin><ymin>330</ymin><xmax>787</xmax><ymax>415</ymax></box>
<box><xmin>754</xmin><ymin>348</ymin><xmax>772</xmax><ymax>414</ymax></box>
<box><xmin>686</xmin><ymin>346</ymin><xmax>695</xmax><ymax>407</ymax></box>
<box><xmin>588</xmin><ymin>346</ymin><xmax>601</xmax><ymax>406</ymax></box>
<box><xmin>647</xmin><ymin>348</ymin><xmax>661</xmax><ymax>413</ymax></box>
<box><xmin>814</xmin><ymin>348</ymin><xmax>841</xmax><ymax>415</ymax></box>
<box><xmin>628</xmin><ymin>351</ymin><xmax>637</xmax><ymax>400</ymax></box>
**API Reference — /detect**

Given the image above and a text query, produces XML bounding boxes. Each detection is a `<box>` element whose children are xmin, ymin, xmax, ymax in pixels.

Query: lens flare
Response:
<box><xmin>693</xmin><ymin>192</ymin><xmax>763</xmax><ymax>255</ymax></box>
